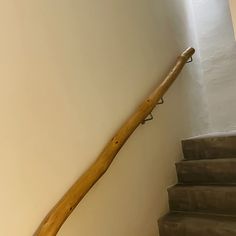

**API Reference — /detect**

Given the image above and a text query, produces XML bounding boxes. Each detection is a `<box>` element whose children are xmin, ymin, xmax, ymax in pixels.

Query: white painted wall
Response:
<box><xmin>191</xmin><ymin>0</ymin><xmax>236</xmax><ymax>132</ymax></box>
<box><xmin>0</xmin><ymin>0</ymin><xmax>209</xmax><ymax>236</ymax></box>
<box><xmin>164</xmin><ymin>0</ymin><xmax>210</xmax><ymax>137</ymax></box>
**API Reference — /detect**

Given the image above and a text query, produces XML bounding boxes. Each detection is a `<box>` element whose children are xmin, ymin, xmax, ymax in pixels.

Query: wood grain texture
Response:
<box><xmin>34</xmin><ymin>47</ymin><xmax>195</xmax><ymax>236</ymax></box>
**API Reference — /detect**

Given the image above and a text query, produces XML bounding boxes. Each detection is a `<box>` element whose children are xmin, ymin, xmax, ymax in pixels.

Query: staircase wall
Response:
<box><xmin>0</xmin><ymin>0</ymin><xmax>209</xmax><ymax>236</ymax></box>
<box><xmin>191</xmin><ymin>0</ymin><xmax>236</xmax><ymax>132</ymax></box>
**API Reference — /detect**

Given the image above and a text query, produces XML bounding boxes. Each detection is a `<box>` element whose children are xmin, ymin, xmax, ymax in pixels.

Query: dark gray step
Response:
<box><xmin>176</xmin><ymin>158</ymin><xmax>236</xmax><ymax>184</ymax></box>
<box><xmin>182</xmin><ymin>132</ymin><xmax>236</xmax><ymax>160</ymax></box>
<box><xmin>168</xmin><ymin>185</ymin><xmax>236</xmax><ymax>215</ymax></box>
<box><xmin>158</xmin><ymin>212</ymin><xmax>236</xmax><ymax>236</ymax></box>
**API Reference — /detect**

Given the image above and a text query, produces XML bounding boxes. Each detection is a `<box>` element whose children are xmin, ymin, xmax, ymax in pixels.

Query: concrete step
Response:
<box><xmin>168</xmin><ymin>185</ymin><xmax>236</xmax><ymax>215</ymax></box>
<box><xmin>176</xmin><ymin>158</ymin><xmax>236</xmax><ymax>184</ymax></box>
<box><xmin>182</xmin><ymin>132</ymin><xmax>236</xmax><ymax>160</ymax></box>
<box><xmin>158</xmin><ymin>212</ymin><xmax>236</xmax><ymax>236</ymax></box>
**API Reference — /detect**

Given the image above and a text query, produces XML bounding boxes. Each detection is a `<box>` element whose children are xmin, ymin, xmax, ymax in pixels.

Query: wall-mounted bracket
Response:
<box><xmin>141</xmin><ymin>113</ymin><xmax>153</xmax><ymax>124</ymax></box>
<box><xmin>141</xmin><ymin>97</ymin><xmax>164</xmax><ymax>125</ymax></box>
<box><xmin>157</xmin><ymin>97</ymin><xmax>164</xmax><ymax>105</ymax></box>
<box><xmin>186</xmin><ymin>56</ymin><xmax>193</xmax><ymax>64</ymax></box>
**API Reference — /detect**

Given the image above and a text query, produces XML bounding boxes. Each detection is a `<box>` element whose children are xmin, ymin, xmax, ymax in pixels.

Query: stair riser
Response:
<box><xmin>182</xmin><ymin>135</ymin><xmax>236</xmax><ymax>160</ymax></box>
<box><xmin>176</xmin><ymin>160</ymin><xmax>236</xmax><ymax>184</ymax></box>
<box><xmin>168</xmin><ymin>186</ymin><xmax>236</xmax><ymax>215</ymax></box>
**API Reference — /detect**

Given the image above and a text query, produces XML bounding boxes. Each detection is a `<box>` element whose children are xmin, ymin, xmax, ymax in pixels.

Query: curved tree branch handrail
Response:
<box><xmin>34</xmin><ymin>47</ymin><xmax>195</xmax><ymax>236</ymax></box>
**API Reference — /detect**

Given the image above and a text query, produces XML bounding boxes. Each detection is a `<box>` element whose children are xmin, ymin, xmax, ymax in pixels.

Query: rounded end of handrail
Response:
<box><xmin>181</xmin><ymin>47</ymin><xmax>195</xmax><ymax>60</ymax></box>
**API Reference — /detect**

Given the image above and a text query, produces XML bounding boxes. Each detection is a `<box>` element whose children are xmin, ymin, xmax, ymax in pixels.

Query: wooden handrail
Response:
<box><xmin>34</xmin><ymin>47</ymin><xmax>195</xmax><ymax>236</ymax></box>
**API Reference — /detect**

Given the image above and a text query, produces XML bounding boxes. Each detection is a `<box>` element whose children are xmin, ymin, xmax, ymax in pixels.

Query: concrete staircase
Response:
<box><xmin>158</xmin><ymin>132</ymin><xmax>236</xmax><ymax>236</ymax></box>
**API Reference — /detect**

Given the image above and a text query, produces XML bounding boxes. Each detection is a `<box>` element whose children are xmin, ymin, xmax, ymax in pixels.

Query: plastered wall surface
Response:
<box><xmin>164</xmin><ymin>0</ymin><xmax>210</xmax><ymax>137</ymax></box>
<box><xmin>191</xmin><ymin>0</ymin><xmax>236</xmax><ymax>132</ymax></box>
<box><xmin>0</xmin><ymin>0</ymin><xmax>209</xmax><ymax>235</ymax></box>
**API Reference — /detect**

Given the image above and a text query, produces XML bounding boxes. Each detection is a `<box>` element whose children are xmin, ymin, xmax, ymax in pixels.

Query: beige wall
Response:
<box><xmin>230</xmin><ymin>0</ymin><xmax>236</xmax><ymax>39</ymax></box>
<box><xmin>0</xmin><ymin>0</ymin><xmax>209</xmax><ymax>235</ymax></box>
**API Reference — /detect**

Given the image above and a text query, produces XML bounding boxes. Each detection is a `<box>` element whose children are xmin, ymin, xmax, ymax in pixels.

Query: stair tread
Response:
<box><xmin>169</xmin><ymin>184</ymin><xmax>236</xmax><ymax>189</ymax></box>
<box><xmin>179</xmin><ymin>157</ymin><xmax>236</xmax><ymax>163</ymax></box>
<box><xmin>159</xmin><ymin>212</ymin><xmax>236</xmax><ymax>236</ymax></box>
